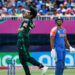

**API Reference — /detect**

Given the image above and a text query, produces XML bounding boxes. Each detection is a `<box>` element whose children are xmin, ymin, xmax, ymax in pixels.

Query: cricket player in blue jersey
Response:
<box><xmin>50</xmin><ymin>17</ymin><xmax>75</xmax><ymax>75</ymax></box>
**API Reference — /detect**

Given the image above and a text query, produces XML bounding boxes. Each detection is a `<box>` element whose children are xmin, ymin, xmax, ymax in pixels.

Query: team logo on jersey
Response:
<box><xmin>60</xmin><ymin>34</ymin><xmax>66</xmax><ymax>37</ymax></box>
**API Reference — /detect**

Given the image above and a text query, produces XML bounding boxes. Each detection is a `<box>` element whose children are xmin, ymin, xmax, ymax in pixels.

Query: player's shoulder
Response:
<box><xmin>51</xmin><ymin>26</ymin><xmax>57</xmax><ymax>32</ymax></box>
<box><xmin>50</xmin><ymin>26</ymin><xmax>57</xmax><ymax>36</ymax></box>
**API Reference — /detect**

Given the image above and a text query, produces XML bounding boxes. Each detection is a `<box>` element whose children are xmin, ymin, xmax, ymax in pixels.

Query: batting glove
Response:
<box><xmin>69</xmin><ymin>46</ymin><xmax>75</xmax><ymax>53</ymax></box>
<box><xmin>51</xmin><ymin>49</ymin><xmax>56</xmax><ymax>58</ymax></box>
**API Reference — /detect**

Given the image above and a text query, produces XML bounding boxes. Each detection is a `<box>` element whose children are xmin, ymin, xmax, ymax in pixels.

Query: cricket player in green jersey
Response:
<box><xmin>17</xmin><ymin>7</ymin><xmax>48</xmax><ymax>75</ymax></box>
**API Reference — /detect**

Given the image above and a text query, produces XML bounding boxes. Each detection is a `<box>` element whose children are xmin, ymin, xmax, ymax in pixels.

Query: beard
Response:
<box><xmin>58</xmin><ymin>24</ymin><xmax>62</xmax><ymax>26</ymax></box>
<box><xmin>56</xmin><ymin>23</ymin><xmax>62</xmax><ymax>26</ymax></box>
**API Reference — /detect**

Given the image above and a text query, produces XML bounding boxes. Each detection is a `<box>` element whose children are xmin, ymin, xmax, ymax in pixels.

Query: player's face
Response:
<box><xmin>24</xmin><ymin>11</ymin><xmax>32</xmax><ymax>18</ymax></box>
<box><xmin>56</xmin><ymin>20</ymin><xmax>63</xmax><ymax>26</ymax></box>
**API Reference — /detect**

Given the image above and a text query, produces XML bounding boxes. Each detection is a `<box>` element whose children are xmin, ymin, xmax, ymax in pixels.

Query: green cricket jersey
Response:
<box><xmin>18</xmin><ymin>18</ymin><xmax>35</xmax><ymax>38</ymax></box>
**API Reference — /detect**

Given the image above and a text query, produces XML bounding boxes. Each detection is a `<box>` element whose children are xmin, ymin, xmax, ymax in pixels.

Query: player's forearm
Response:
<box><xmin>50</xmin><ymin>37</ymin><xmax>55</xmax><ymax>49</ymax></box>
<box><xmin>51</xmin><ymin>43</ymin><xmax>55</xmax><ymax>49</ymax></box>
<box><xmin>65</xmin><ymin>40</ymin><xmax>70</xmax><ymax>47</ymax></box>
<box><xmin>64</xmin><ymin>37</ymin><xmax>70</xmax><ymax>47</ymax></box>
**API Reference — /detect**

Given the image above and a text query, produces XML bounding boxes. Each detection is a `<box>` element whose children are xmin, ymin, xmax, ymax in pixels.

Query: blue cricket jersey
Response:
<box><xmin>50</xmin><ymin>26</ymin><xmax>66</xmax><ymax>50</ymax></box>
<box><xmin>50</xmin><ymin>26</ymin><xmax>66</xmax><ymax>60</ymax></box>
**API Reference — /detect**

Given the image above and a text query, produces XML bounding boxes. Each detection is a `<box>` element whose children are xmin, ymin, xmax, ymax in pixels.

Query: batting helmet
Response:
<box><xmin>55</xmin><ymin>17</ymin><xmax>63</xmax><ymax>22</ymax></box>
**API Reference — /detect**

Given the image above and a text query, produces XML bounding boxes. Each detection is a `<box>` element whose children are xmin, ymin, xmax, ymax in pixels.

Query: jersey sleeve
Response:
<box><xmin>50</xmin><ymin>27</ymin><xmax>57</xmax><ymax>37</ymax></box>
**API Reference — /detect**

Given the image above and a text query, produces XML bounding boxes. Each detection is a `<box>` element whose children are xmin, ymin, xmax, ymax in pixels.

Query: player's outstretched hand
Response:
<box><xmin>51</xmin><ymin>49</ymin><xmax>56</xmax><ymax>58</ymax></box>
<box><xmin>69</xmin><ymin>46</ymin><xmax>75</xmax><ymax>53</ymax></box>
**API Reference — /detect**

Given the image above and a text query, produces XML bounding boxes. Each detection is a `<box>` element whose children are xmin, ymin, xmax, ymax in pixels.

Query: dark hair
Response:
<box><xmin>29</xmin><ymin>7</ymin><xmax>37</xmax><ymax>19</ymax></box>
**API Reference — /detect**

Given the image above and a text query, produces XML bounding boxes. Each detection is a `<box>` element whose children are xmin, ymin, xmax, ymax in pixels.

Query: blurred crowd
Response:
<box><xmin>0</xmin><ymin>0</ymin><xmax>54</xmax><ymax>17</ymax></box>
<box><xmin>55</xmin><ymin>0</ymin><xmax>75</xmax><ymax>16</ymax></box>
<box><xmin>0</xmin><ymin>0</ymin><xmax>75</xmax><ymax>17</ymax></box>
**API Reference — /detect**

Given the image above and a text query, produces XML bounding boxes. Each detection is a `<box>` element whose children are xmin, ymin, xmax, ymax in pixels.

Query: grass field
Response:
<box><xmin>0</xmin><ymin>69</ymin><xmax>75</xmax><ymax>75</ymax></box>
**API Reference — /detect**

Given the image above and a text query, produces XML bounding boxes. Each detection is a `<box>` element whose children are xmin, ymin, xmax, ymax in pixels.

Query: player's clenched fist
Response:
<box><xmin>51</xmin><ymin>49</ymin><xmax>56</xmax><ymax>58</ymax></box>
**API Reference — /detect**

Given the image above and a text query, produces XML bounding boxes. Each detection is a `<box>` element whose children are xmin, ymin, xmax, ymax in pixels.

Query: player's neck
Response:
<box><xmin>57</xmin><ymin>26</ymin><xmax>62</xmax><ymax>29</ymax></box>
